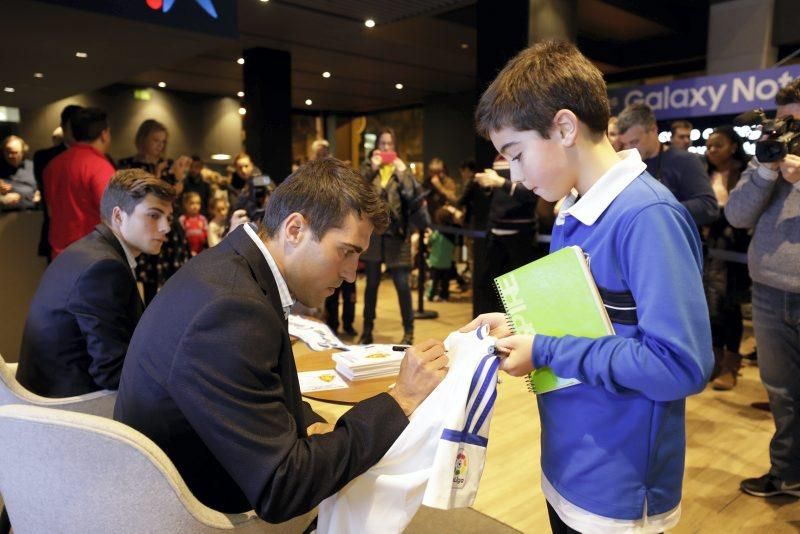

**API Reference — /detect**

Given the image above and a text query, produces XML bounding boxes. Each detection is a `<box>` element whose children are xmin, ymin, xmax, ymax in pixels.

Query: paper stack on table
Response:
<box><xmin>297</xmin><ymin>370</ymin><xmax>349</xmax><ymax>393</ymax></box>
<box><xmin>332</xmin><ymin>345</ymin><xmax>405</xmax><ymax>381</ymax></box>
<box><xmin>288</xmin><ymin>314</ymin><xmax>349</xmax><ymax>351</ymax></box>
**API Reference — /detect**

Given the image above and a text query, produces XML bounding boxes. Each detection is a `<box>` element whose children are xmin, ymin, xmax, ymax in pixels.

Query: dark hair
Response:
<box><xmin>234</xmin><ymin>152</ymin><xmax>252</xmax><ymax>165</ymax></box>
<box><xmin>191</xmin><ymin>155</ymin><xmax>203</xmax><ymax>163</ymax></box>
<box><xmin>100</xmin><ymin>169</ymin><xmax>176</xmax><ymax>224</ymax></box>
<box><xmin>434</xmin><ymin>206</ymin><xmax>456</xmax><ymax>226</ymax></box>
<box><xmin>476</xmin><ymin>40</ymin><xmax>610</xmax><ymax>139</ymax></box>
<box><xmin>261</xmin><ymin>157</ymin><xmax>389</xmax><ymax>239</ymax></box>
<box><xmin>71</xmin><ymin>108</ymin><xmax>109</xmax><ymax>142</ymax></box>
<box><xmin>182</xmin><ymin>190</ymin><xmax>201</xmax><ymax>203</ymax></box>
<box><xmin>134</xmin><ymin>119</ymin><xmax>167</xmax><ymax>154</ymax></box>
<box><xmin>60</xmin><ymin>104</ymin><xmax>83</xmax><ymax>128</ymax></box>
<box><xmin>707</xmin><ymin>126</ymin><xmax>749</xmax><ymax>175</ymax></box>
<box><xmin>376</xmin><ymin>127</ymin><xmax>397</xmax><ymax>148</ymax></box>
<box><xmin>670</xmin><ymin>120</ymin><xmax>692</xmax><ymax>134</ymax></box>
<box><xmin>617</xmin><ymin>102</ymin><xmax>657</xmax><ymax>134</ymax></box>
<box><xmin>776</xmin><ymin>77</ymin><xmax>800</xmax><ymax>106</ymax></box>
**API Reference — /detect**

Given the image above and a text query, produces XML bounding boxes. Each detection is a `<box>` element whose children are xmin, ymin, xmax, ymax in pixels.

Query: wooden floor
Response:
<box><xmin>304</xmin><ymin>277</ymin><xmax>800</xmax><ymax>533</ymax></box>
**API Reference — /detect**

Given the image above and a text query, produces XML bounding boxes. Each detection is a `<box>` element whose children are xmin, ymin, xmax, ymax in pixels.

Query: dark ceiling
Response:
<box><xmin>0</xmin><ymin>0</ymin><xmax>763</xmax><ymax>114</ymax></box>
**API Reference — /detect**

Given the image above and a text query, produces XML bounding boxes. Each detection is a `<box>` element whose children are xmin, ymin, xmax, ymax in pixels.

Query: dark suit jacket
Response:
<box><xmin>17</xmin><ymin>224</ymin><xmax>143</xmax><ymax>397</ymax></box>
<box><xmin>33</xmin><ymin>143</ymin><xmax>68</xmax><ymax>257</ymax></box>
<box><xmin>113</xmin><ymin>225</ymin><xmax>408</xmax><ymax>521</ymax></box>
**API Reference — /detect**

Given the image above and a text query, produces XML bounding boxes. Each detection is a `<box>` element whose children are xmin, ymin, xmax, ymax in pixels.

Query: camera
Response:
<box><xmin>734</xmin><ymin>109</ymin><xmax>800</xmax><ymax>162</ymax></box>
<box><xmin>252</xmin><ymin>174</ymin><xmax>273</xmax><ymax>202</ymax></box>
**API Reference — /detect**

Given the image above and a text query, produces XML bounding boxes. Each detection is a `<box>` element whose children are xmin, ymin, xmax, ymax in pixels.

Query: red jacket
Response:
<box><xmin>44</xmin><ymin>144</ymin><xmax>114</xmax><ymax>259</ymax></box>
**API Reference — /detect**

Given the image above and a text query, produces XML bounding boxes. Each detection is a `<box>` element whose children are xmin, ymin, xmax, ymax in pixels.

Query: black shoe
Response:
<box><xmin>342</xmin><ymin>326</ymin><xmax>358</xmax><ymax>337</ymax></box>
<box><xmin>740</xmin><ymin>473</ymin><xmax>800</xmax><ymax>498</ymax></box>
<box><xmin>750</xmin><ymin>401</ymin><xmax>771</xmax><ymax>412</ymax></box>
<box><xmin>400</xmin><ymin>332</ymin><xmax>413</xmax><ymax>345</ymax></box>
<box><xmin>359</xmin><ymin>332</ymin><xmax>373</xmax><ymax>345</ymax></box>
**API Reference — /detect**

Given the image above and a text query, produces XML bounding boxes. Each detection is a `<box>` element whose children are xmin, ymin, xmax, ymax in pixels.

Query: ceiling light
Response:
<box><xmin>3</xmin><ymin>87</ymin><xmax>14</xmax><ymax>93</ymax></box>
<box><xmin>395</xmin><ymin>83</ymin><xmax>404</xmax><ymax>90</ymax></box>
<box><xmin>461</xmin><ymin>43</ymin><xmax>469</xmax><ymax>49</ymax></box>
<box><xmin>237</xmin><ymin>91</ymin><xmax>244</xmax><ymax>97</ymax></box>
<box><xmin>237</xmin><ymin>57</ymin><xmax>245</xmax><ymax>65</ymax></box>
<box><xmin>211</xmin><ymin>153</ymin><xmax>231</xmax><ymax>160</ymax></box>
<box><xmin>364</xmin><ymin>19</ymin><xmax>375</xmax><ymax>28</ymax></box>
<box><xmin>305</xmin><ymin>99</ymin><xmax>313</xmax><ymax>106</ymax></box>
<box><xmin>259</xmin><ymin>0</ymin><xmax>269</xmax><ymax>2</ymax></box>
<box><xmin>75</xmin><ymin>52</ymin><xmax>88</xmax><ymax>58</ymax></box>
<box><xmin>239</xmin><ymin>107</ymin><xmax>246</xmax><ymax>115</ymax></box>
<box><xmin>33</xmin><ymin>72</ymin><xmax>44</xmax><ymax>79</ymax></box>
<box><xmin>322</xmin><ymin>71</ymin><xmax>331</xmax><ymax>78</ymax></box>
<box><xmin>158</xmin><ymin>82</ymin><xmax>167</xmax><ymax>88</ymax></box>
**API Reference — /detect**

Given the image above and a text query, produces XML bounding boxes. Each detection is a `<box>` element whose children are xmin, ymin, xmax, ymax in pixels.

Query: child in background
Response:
<box><xmin>207</xmin><ymin>197</ymin><xmax>229</xmax><ymax>247</ymax></box>
<box><xmin>427</xmin><ymin>206</ymin><xmax>461</xmax><ymax>302</ymax></box>
<box><xmin>179</xmin><ymin>191</ymin><xmax>208</xmax><ymax>256</ymax></box>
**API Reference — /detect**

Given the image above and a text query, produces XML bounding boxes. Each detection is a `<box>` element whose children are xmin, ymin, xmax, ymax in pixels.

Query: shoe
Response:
<box><xmin>342</xmin><ymin>326</ymin><xmax>358</xmax><ymax>337</ymax></box>
<box><xmin>359</xmin><ymin>332</ymin><xmax>373</xmax><ymax>345</ymax></box>
<box><xmin>740</xmin><ymin>473</ymin><xmax>800</xmax><ymax>498</ymax></box>
<box><xmin>712</xmin><ymin>350</ymin><xmax>741</xmax><ymax>391</ymax></box>
<box><xmin>750</xmin><ymin>401</ymin><xmax>771</xmax><ymax>412</ymax></box>
<box><xmin>400</xmin><ymin>331</ymin><xmax>414</xmax><ymax>345</ymax></box>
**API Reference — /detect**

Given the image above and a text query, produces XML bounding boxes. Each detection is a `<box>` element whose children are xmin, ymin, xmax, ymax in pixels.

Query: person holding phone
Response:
<box><xmin>359</xmin><ymin>128</ymin><xmax>423</xmax><ymax>345</ymax></box>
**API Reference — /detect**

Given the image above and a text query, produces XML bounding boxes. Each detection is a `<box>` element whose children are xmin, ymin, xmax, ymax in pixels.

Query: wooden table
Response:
<box><xmin>294</xmin><ymin>349</ymin><xmax>396</xmax><ymax>405</ymax></box>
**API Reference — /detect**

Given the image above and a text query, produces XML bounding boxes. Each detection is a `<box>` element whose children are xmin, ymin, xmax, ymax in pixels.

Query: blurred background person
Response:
<box><xmin>179</xmin><ymin>191</ymin><xmax>208</xmax><ymax>257</ymax></box>
<box><xmin>671</xmin><ymin>120</ymin><xmax>694</xmax><ymax>151</ymax></box>
<box><xmin>607</xmin><ymin>116</ymin><xmax>624</xmax><ymax>151</ymax></box>
<box><xmin>0</xmin><ymin>135</ymin><xmax>36</xmax><ymax>211</ymax></box>
<box><xmin>183</xmin><ymin>155</ymin><xmax>212</xmax><ymax>217</ymax></box>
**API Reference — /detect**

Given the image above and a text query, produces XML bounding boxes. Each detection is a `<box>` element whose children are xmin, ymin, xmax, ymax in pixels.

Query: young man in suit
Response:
<box><xmin>114</xmin><ymin>158</ymin><xmax>448</xmax><ymax>522</ymax></box>
<box><xmin>17</xmin><ymin>169</ymin><xmax>175</xmax><ymax>397</ymax></box>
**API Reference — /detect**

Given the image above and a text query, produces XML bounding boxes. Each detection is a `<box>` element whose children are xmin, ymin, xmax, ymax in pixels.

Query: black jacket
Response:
<box><xmin>17</xmin><ymin>224</ymin><xmax>143</xmax><ymax>397</ymax></box>
<box><xmin>113</xmin><ymin>225</ymin><xmax>408</xmax><ymax>520</ymax></box>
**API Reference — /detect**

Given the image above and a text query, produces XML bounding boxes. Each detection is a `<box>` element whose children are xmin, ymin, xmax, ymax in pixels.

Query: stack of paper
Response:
<box><xmin>332</xmin><ymin>345</ymin><xmax>405</xmax><ymax>381</ymax></box>
<box><xmin>288</xmin><ymin>314</ymin><xmax>349</xmax><ymax>351</ymax></box>
<box><xmin>298</xmin><ymin>370</ymin><xmax>349</xmax><ymax>394</ymax></box>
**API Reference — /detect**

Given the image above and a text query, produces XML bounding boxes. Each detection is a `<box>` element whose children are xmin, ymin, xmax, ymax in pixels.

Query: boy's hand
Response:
<box><xmin>459</xmin><ymin>313</ymin><xmax>512</xmax><ymax>339</ymax></box>
<box><xmin>494</xmin><ymin>335</ymin><xmax>535</xmax><ymax>376</ymax></box>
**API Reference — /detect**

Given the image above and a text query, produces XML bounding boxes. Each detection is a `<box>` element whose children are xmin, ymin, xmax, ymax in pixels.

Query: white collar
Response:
<box><xmin>556</xmin><ymin>149</ymin><xmax>647</xmax><ymax>227</ymax></box>
<box><xmin>243</xmin><ymin>222</ymin><xmax>295</xmax><ymax>318</ymax></box>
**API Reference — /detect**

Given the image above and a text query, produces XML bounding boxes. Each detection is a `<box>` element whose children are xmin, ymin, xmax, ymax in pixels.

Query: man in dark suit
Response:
<box><xmin>17</xmin><ymin>169</ymin><xmax>175</xmax><ymax>397</ymax></box>
<box><xmin>32</xmin><ymin>104</ymin><xmax>83</xmax><ymax>259</ymax></box>
<box><xmin>114</xmin><ymin>158</ymin><xmax>448</xmax><ymax>522</ymax></box>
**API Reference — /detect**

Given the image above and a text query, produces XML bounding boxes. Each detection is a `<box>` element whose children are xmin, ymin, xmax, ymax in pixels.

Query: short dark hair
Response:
<box><xmin>261</xmin><ymin>157</ymin><xmax>389</xmax><ymax>239</ymax></box>
<box><xmin>670</xmin><ymin>120</ymin><xmax>692</xmax><ymax>134</ymax></box>
<box><xmin>476</xmin><ymin>40</ymin><xmax>610</xmax><ymax>139</ymax></box>
<box><xmin>616</xmin><ymin>102</ymin><xmax>657</xmax><ymax>134</ymax></box>
<box><xmin>71</xmin><ymin>108</ymin><xmax>109</xmax><ymax>142</ymax></box>
<box><xmin>60</xmin><ymin>104</ymin><xmax>83</xmax><ymax>128</ymax></box>
<box><xmin>100</xmin><ymin>169</ymin><xmax>176</xmax><ymax>224</ymax></box>
<box><xmin>776</xmin><ymin>77</ymin><xmax>800</xmax><ymax>106</ymax></box>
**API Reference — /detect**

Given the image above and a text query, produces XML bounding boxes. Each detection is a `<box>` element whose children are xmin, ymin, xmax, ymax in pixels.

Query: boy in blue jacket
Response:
<box><xmin>463</xmin><ymin>41</ymin><xmax>713</xmax><ymax>532</ymax></box>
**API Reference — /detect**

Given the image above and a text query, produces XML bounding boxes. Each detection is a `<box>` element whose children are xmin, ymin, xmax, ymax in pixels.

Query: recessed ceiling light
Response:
<box><xmin>259</xmin><ymin>0</ymin><xmax>269</xmax><ymax>2</ymax></box>
<box><xmin>237</xmin><ymin>91</ymin><xmax>245</xmax><ymax>97</ymax></box>
<box><xmin>364</xmin><ymin>19</ymin><xmax>375</xmax><ymax>28</ymax></box>
<box><xmin>461</xmin><ymin>43</ymin><xmax>469</xmax><ymax>49</ymax></box>
<box><xmin>33</xmin><ymin>72</ymin><xmax>44</xmax><ymax>79</ymax></box>
<box><xmin>75</xmin><ymin>52</ymin><xmax>88</xmax><ymax>58</ymax></box>
<box><xmin>158</xmin><ymin>82</ymin><xmax>167</xmax><ymax>88</ymax></box>
<box><xmin>211</xmin><ymin>153</ymin><xmax>231</xmax><ymax>160</ymax></box>
<box><xmin>239</xmin><ymin>107</ymin><xmax>247</xmax><ymax>115</ymax></box>
<box><xmin>237</xmin><ymin>57</ymin><xmax>245</xmax><ymax>65</ymax></box>
<box><xmin>305</xmin><ymin>99</ymin><xmax>313</xmax><ymax>106</ymax></box>
<box><xmin>395</xmin><ymin>83</ymin><xmax>404</xmax><ymax>90</ymax></box>
<box><xmin>322</xmin><ymin>71</ymin><xmax>331</xmax><ymax>78</ymax></box>
<box><xmin>3</xmin><ymin>87</ymin><xmax>15</xmax><ymax>93</ymax></box>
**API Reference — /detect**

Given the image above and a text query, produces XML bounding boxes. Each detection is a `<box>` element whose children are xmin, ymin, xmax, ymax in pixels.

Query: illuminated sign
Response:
<box><xmin>145</xmin><ymin>0</ymin><xmax>219</xmax><ymax>19</ymax></box>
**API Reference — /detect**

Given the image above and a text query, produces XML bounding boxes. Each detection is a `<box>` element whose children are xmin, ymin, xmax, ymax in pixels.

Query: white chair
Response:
<box><xmin>0</xmin><ymin>404</ymin><xmax>315</xmax><ymax>533</ymax></box>
<box><xmin>0</xmin><ymin>354</ymin><xmax>116</xmax><ymax>417</ymax></box>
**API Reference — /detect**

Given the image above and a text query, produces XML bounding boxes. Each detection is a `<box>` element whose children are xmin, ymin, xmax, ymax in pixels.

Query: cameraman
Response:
<box><xmin>726</xmin><ymin>78</ymin><xmax>800</xmax><ymax>500</ymax></box>
<box><xmin>235</xmin><ymin>174</ymin><xmax>274</xmax><ymax>222</ymax></box>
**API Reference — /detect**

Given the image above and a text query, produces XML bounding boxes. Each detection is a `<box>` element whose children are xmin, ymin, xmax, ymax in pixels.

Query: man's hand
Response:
<box><xmin>0</xmin><ymin>192</ymin><xmax>21</xmax><ymax>206</ymax></box>
<box><xmin>459</xmin><ymin>313</ymin><xmax>512</xmax><ymax>339</ymax></box>
<box><xmin>170</xmin><ymin>155</ymin><xmax>192</xmax><ymax>180</ymax></box>
<box><xmin>494</xmin><ymin>335</ymin><xmax>535</xmax><ymax>376</ymax></box>
<box><xmin>229</xmin><ymin>209</ymin><xmax>249</xmax><ymax>232</ymax></box>
<box><xmin>389</xmin><ymin>339</ymin><xmax>448</xmax><ymax>416</ymax></box>
<box><xmin>780</xmin><ymin>154</ymin><xmax>800</xmax><ymax>184</ymax></box>
<box><xmin>0</xmin><ymin>181</ymin><xmax>12</xmax><ymax>194</ymax></box>
<box><xmin>306</xmin><ymin>422</ymin><xmax>335</xmax><ymax>436</ymax></box>
<box><xmin>475</xmin><ymin>169</ymin><xmax>505</xmax><ymax>189</ymax></box>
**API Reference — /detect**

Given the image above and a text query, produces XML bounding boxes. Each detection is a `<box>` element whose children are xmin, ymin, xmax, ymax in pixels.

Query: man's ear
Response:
<box><xmin>110</xmin><ymin>206</ymin><xmax>124</xmax><ymax>230</ymax></box>
<box><xmin>282</xmin><ymin>212</ymin><xmax>308</xmax><ymax>245</ymax></box>
<box><xmin>553</xmin><ymin>109</ymin><xmax>578</xmax><ymax>147</ymax></box>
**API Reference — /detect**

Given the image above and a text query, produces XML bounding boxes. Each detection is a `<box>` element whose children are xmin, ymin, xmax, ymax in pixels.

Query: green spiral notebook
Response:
<box><xmin>493</xmin><ymin>245</ymin><xmax>614</xmax><ymax>394</ymax></box>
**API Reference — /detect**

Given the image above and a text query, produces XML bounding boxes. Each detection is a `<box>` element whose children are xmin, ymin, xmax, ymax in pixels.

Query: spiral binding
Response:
<box><xmin>493</xmin><ymin>280</ymin><xmax>537</xmax><ymax>394</ymax></box>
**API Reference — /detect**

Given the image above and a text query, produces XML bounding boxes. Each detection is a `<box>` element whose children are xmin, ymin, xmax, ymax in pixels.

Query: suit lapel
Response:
<box><xmin>94</xmin><ymin>223</ymin><xmax>145</xmax><ymax>314</ymax></box>
<box><xmin>226</xmin><ymin>225</ymin><xmax>287</xmax><ymax>322</ymax></box>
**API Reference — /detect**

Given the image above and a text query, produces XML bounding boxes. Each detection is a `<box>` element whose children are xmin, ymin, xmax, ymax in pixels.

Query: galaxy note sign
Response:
<box><xmin>609</xmin><ymin>66</ymin><xmax>800</xmax><ymax>120</ymax></box>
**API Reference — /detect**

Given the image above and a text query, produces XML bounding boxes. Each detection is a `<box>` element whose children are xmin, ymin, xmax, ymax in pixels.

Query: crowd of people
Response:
<box><xmin>3</xmin><ymin>39</ymin><xmax>799</xmax><ymax>532</ymax></box>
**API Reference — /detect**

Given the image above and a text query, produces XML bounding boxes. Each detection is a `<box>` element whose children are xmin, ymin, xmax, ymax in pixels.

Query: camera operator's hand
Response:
<box><xmin>780</xmin><ymin>154</ymin><xmax>800</xmax><ymax>184</ymax></box>
<box><xmin>389</xmin><ymin>339</ymin><xmax>448</xmax><ymax>416</ymax></box>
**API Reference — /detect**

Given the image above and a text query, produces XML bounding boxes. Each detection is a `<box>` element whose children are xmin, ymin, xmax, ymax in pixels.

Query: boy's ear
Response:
<box><xmin>553</xmin><ymin>109</ymin><xmax>578</xmax><ymax>147</ymax></box>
